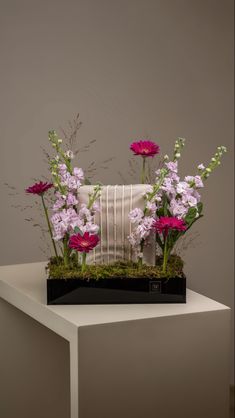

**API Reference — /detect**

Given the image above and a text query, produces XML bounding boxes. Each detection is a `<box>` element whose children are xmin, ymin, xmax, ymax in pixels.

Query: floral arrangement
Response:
<box><xmin>26</xmin><ymin>131</ymin><xmax>101</xmax><ymax>272</ymax></box>
<box><xmin>25</xmin><ymin>130</ymin><xmax>227</xmax><ymax>278</ymax></box>
<box><xmin>128</xmin><ymin>138</ymin><xmax>227</xmax><ymax>272</ymax></box>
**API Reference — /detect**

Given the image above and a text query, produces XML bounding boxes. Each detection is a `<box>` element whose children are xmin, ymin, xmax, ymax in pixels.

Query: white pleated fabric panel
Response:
<box><xmin>78</xmin><ymin>185</ymin><xmax>155</xmax><ymax>265</ymax></box>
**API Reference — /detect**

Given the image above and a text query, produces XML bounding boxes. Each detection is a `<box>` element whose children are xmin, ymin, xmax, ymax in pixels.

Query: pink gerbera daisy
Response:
<box><xmin>69</xmin><ymin>232</ymin><xmax>99</xmax><ymax>253</ymax></box>
<box><xmin>153</xmin><ymin>216</ymin><xmax>187</xmax><ymax>236</ymax></box>
<box><xmin>130</xmin><ymin>140</ymin><xmax>160</xmax><ymax>157</ymax></box>
<box><xmin>26</xmin><ymin>181</ymin><xmax>53</xmax><ymax>195</ymax></box>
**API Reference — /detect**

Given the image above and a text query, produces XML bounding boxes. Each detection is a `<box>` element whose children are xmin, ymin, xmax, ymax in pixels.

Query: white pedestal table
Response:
<box><xmin>0</xmin><ymin>262</ymin><xmax>231</xmax><ymax>418</ymax></box>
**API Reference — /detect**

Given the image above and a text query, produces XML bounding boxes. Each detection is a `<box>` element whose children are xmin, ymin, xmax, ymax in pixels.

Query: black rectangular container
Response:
<box><xmin>47</xmin><ymin>275</ymin><xmax>186</xmax><ymax>305</ymax></box>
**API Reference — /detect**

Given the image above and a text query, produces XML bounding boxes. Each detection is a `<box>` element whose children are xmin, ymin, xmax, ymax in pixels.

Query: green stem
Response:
<box><xmin>137</xmin><ymin>257</ymin><xmax>142</xmax><ymax>267</ymax></box>
<box><xmin>141</xmin><ymin>157</ymin><xmax>146</xmax><ymax>184</ymax></box>
<box><xmin>87</xmin><ymin>185</ymin><xmax>101</xmax><ymax>210</ymax></box>
<box><xmin>143</xmin><ymin>168</ymin><xmax>168</xmax><ymax>216</ymax></box>
<box><xmin>137</xmin><ymin>240</ymin><xmax>144</xmax><ymax>267</ymax></box>
<box><xmin>63</xmin><ymin>237</ymin><xmax>69</xmax><ymax>267</ymax></box>
<box><xmin>82</xmin><ymin>253</ymin><xmax>87</xmax><ymax>272</ymax></box>
<box><xmin>41</xmin><ymin>195</ymin><xmax>58</xmax><ymax>259</ymax></box>
<box><xmin>163</xmin><ymin>236</ymin><xmax>168</xmax><ymax>274</ymax></box>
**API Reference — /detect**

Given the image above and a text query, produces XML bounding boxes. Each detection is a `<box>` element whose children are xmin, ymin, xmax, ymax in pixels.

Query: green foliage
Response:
<box><xmin>47</xmin><ymin>254</ymin><xmax>184</xmax><ymax>280</ymax></box>
<box><xmin>184</xmin><ymin>203</ymin><xmax>203</xmax><ymax>232</ymax></box>
<box><xmin>197</xmin><ymin>202</ymin><xmax>203</xmax><ymax>215</ymax></box>
<box><xmin>200</xmin><ymin>145</ymin><xmax>227</xmax><ymax>180</ymax></box>
<box><xmin>74</xmin><ymin>226</ymin><xmax>83</xmax><ymax>235</ymax></box>
<box><xmin>169</xmin><ymin>203</ymin><xmax>203</xmax><ymax>250</ymax></box>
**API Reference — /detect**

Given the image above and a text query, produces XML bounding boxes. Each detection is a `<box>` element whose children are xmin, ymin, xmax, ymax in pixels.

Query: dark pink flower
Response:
<box><xmin>69</xmin><ymin>232</ymin><xmax>99</xmax><ymax>253</ymax></box>
<box><xmin>130</xmin><ymin>140</ymin><xmax>160</xmax><ymax>157</ymax></box>
<box><xmin>153</xmin><ymin>216</ymin><xmax>187</xmax><ymax>236</ymax></box>
<box><xmin>26</xmin><ymin>181</ymin><xmax>53</xmax><ymax>195</ymax></box>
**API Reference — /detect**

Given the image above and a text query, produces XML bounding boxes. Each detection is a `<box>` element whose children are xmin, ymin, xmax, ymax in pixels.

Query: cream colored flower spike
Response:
<box><xmin>78</xmin><ymin>185</ymin><xmax>156</xmax><ymax>265</ymax></box>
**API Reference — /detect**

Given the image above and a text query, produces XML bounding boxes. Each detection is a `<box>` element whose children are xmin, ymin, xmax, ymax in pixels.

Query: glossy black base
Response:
<box><xmin>47</xmin><ymin>275</ymin><xmax>186</xmax><ymax>305</ymax></box>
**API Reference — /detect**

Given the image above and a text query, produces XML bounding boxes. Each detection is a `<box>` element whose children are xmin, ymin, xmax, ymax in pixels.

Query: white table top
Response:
<box><xmin>0</xmin><ymin>261</ymin><xmax>230</xmax><ymax>342</ymax></box>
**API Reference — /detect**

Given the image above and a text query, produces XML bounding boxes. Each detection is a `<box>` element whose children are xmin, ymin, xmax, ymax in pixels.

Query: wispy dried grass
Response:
<box><xmin>4</xmin><ymin>113</ymin><xmax>114</xmax><ymax>256</ymax></box>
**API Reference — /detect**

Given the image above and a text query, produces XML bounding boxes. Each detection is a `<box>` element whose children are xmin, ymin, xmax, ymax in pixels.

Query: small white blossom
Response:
<box><xmin>198</xmin><ymin>163</ymin><xmax>205</xmax><ymax>171</ymax></box>
<box><xmin>128</xmin><ymin>208</ymin><xmax>144</xmax><ymax>224</ymax></box>
<box><xmin>65</xmin><ymin>150</ymin><xmax>74</xmax><ymax>159</ymax></box>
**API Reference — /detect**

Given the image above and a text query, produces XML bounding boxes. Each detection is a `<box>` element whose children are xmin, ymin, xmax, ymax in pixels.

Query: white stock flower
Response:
<box><xmin>128</xmin><ymin>208</ymin><xmax>144</xmax><ymax>224</ymax></box>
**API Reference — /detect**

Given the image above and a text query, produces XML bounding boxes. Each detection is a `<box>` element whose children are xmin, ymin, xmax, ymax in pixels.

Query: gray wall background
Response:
<box><xmin>0</xmin><ymin>0</ymin><xmax>234</xmax><ymax>381</ymax></box>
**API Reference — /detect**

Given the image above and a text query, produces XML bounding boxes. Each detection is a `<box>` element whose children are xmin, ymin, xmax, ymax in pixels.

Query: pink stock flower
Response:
<box><xmin>66</xmin><ymin>192</ymin><xmax>78</xmax><ymax>206</ymax></box>
<box><xmin>130</xmin><ymin>140</ymin><xmax>160</xmax><ymax>157</ymax></box>
<box><xmin>69</xmin><ymin>232</ymin><xmax>99</xmax><ymax>253</ymax></box>
<box><xmin>26</xmin><ymin>181</ymin><xmax>53</xmax><ymax>195</ymax></box>
<box><xmin>165</xmin><ymin>161</ymin><xmax>178</xmax><ymax>173</ymax></box>
<box><xmin>153</xmin><ymin>216</ymin><xmax>187</xmax><ymax>236</ymax></box>
<box><xmin>128</xmin><ymin>208</ymin><xmax>144</xmax><ymax>224</ymax></box>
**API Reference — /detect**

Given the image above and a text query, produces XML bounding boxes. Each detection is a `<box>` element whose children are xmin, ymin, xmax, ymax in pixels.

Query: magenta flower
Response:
<box><xmin>25</xmin><ymin>181</ymin><xmax>58</xmax><ymax>257</ymax></box>
<box><xmin>130</xmin><ymin>140</ymin><xmax>160</xmax><ymax>157</ymax></box>
<box><xmin>26</xmin><ymin>181</ymin><xmax>53</xmax><ymax>195</ymax></box>
<box><xmin>153</xmin><ymin>216</ymin><xmax>187</xmax><ymax>236</ymax></box>
<box><xmin>69</xmin><ymin>232</ymin><xmax>99</xmax><ymax>253</ymax></box>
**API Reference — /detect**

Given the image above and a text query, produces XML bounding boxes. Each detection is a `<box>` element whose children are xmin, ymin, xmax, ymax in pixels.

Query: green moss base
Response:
<box><xmin>47</xmin><ymin>254</ymin><xmax>184</xmax><ymax>280</ymax></box>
